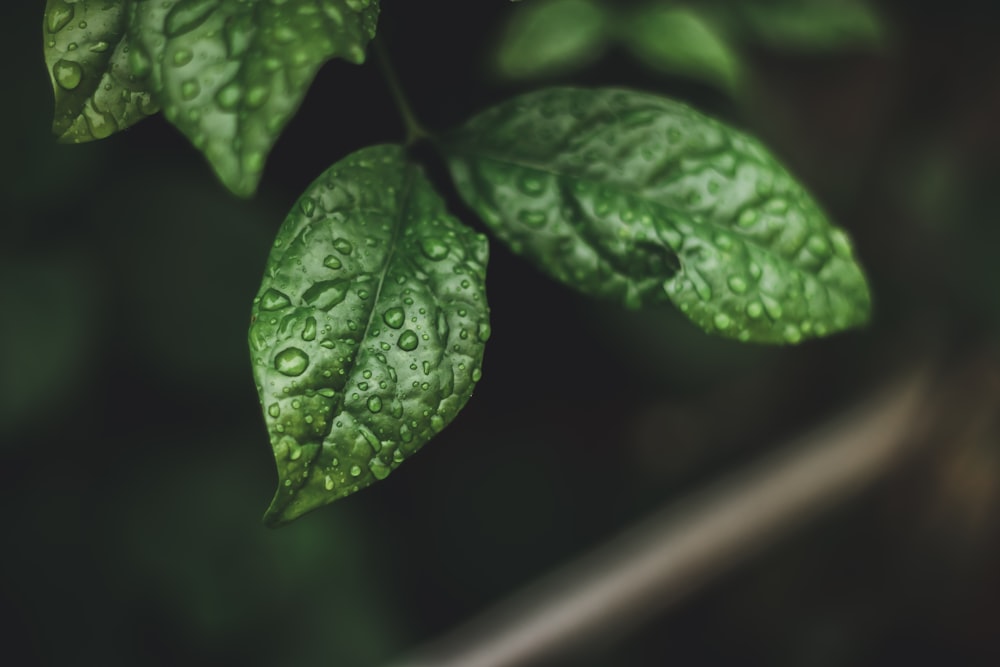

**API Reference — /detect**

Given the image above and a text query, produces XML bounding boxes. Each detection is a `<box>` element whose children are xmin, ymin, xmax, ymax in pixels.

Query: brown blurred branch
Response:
<box><xmin>390</xmin><ymin>359</ymin><xmax>968</xmax><ymax>667</ymax></box>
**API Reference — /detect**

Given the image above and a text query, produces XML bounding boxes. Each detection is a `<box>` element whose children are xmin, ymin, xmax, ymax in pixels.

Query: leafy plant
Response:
<box><xmin>44</xmin><ymin>0</ymin><xmax>872</xmax><ymax>525</ymax></box>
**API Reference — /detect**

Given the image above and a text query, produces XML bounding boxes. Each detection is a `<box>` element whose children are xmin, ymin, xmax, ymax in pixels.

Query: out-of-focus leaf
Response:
<box><xmin>0</xmin><ymin>254</ymin><xmax>99</xmax><ymax>437</ymax></box>
<box><xmin>43</xmin><ymin>0</ymin><xmax>158</xmax><ymax>142</ymax></box>
<box><xmin>128</xmin><ymin>0</ymin><xmax>380</xmax><ymax>197</ymax></box>
<box><xmin>738</xmin><ymin>0</ymin><xmax>887</xmax><ymax>52</ymax></box>
<box><xmin>621</xmin><ymin>5</ymin><xmax>742</xmax><ymax>94</ymax></box>
<box><xmin>445</xmin><ymin>87</ymin><xmax>871</xmax><ymax>344</ymax></box>
<box><xmin>249</xmin><ymin>145</ymin><xmax>490</xmax><ymax>526</ymax></box>
<box><xmin>495</xmin><ymin>0</ymin><xmax>610</xmax><ymax>80</ymax></box>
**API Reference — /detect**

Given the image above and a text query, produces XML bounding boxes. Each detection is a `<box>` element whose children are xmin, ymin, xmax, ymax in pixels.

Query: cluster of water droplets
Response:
<box><xmin>45</xmin><ymin>0</ymin><xmax>157</xmax><ymax>141</ymax></box>
<box><xmin>449</xmin><ymin>86</ymin><xmax>869</xmax><ymax>345</ymax></box>
<box><xmin>252</xmin><ymin>146</ymin><xmax>489</xmax><ymax>522</ymax></box>
<box><xmin>125</xmin><ymin>0</ymin><xmax>381</xmax><ymax>195</ymax></box>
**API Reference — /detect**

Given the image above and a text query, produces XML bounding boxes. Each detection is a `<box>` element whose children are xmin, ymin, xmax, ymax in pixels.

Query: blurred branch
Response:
<box><xmin>392</xmin><ymin>359</ymin><xmax>959</xmax><ymax>667</ymax></box>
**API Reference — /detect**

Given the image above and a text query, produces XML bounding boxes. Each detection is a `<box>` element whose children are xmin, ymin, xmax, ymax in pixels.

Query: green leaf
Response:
<box><xmin>43</xmin><ymin>0</ymin><xmax>158</xmax><ymax>142</ymax></box>
<box><xmin>249</xmin><ymin>144</ymin><xmax>490</xmax><ymax>526</ymax></box>
<box><xmin>128</xmin><ymin>0</ymin><xmax>381</xmax><ymax>197</ymax></box>
<box><xmin>621</xmin><ymin>5</ymin><xmax>742</xmax><ymax>94</ymax></box>
<box><xmin>737</xmin><ymin>0</ymin><xmax>887</xmax><ymax>53</ymax></box>
<box><xmin>494</xmin><ymin>0</ymin><xmax>610</xmax><ymax>80</ymax></box>
<box><xmin>444</xmin><ymin>87</ymin><xmax>871</xmax><ymax>344</ymax></box>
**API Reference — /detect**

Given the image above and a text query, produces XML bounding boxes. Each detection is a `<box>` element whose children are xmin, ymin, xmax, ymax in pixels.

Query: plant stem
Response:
<box><xmin>374</xmin><ymin>37</ymin><xmax>429</xmax><ymax>146</ymax></box>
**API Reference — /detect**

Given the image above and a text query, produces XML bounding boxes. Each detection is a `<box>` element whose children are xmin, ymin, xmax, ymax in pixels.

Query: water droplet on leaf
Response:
<box><xmin>274</xmin><ymin>347</ymin><xmax>309</xmax><ymax>376</ymax></box>
<box><xmin>53</xmin><ymin>59</ymin><xmax>83</xmax><ymax>90</ymax></box>
<box><xmin>398</xmin><ymin>330</ymin><xmax>419</xmax><ymax>351</ymax></box>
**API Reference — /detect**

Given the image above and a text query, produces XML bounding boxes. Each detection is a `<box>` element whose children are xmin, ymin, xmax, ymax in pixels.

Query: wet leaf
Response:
<box><xmin>128</xmin><ymin>0</ymin><xmax>381</xmax><ymax>197</ymax></box>
<box><xmin>494</xmin><ymin>0</ymin><xmax>610</xmax><ymax>80</ymax></box>
<box><xmin>444</xmin><ymin>87</ymin><xmax>871</xmax><ymax>344</ymax></box>
<box><xmin>43</xmin><ymin>0</ymin><xmax>158</xmax><ymax>142</ymax></box>
<box><xmin>249</xmin><ymin>144</ymin><xmax>489</xmax><ymax>525</ymax></box>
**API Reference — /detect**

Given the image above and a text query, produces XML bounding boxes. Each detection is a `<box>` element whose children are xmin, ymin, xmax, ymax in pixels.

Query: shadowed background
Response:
<box><xmin>2</xmin><ymin>1</ymin><xmax>999</xmax><ymax>665</ymax></box>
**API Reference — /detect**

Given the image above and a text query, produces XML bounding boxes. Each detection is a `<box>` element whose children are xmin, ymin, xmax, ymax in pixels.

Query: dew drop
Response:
<box><xmin>299</xmin><ymin>196</ymin><xmax>316</xmax><ymax>217</ymax></box>
<box><xmin>324</xmin><ymin>475</ymin><xmax>335</xmax><ymax>491</ymax></box>
<box><xmin>302</xmin><ymin>279</ymin><xmax>349</xmax><ymax>310</ymax></box>
<box><xmin>245</xmin><ymin>84</ymin><xmax>270</xmax><ymax>109</ymax></box>
<box><xmin>472</xmin><ymin>368</ymin><xmax>482</xmax><ymax>382</ymax></box>
<box><xmin>332</xmin><ymin>238</ymin><xmax>353</xmax><ymax>255</ymax></box>
<box><xmin>807</xmin><ymin>235</ymin><xmax>830</xmax><ymax>257</ymax></box>
<box><xmin>322</xmin><ymin>255</ymin><xmax>342</xmax><ymax>270</ymax></box>
<box><xmin>420</xmin><ymin>237</ymin><xmax>448</xmax><ymax>261</ymax></box>
<box><xmin>477</xmin><ymin>322</ymin><xmax>491</xmax><ymax>342</ymax></box>
<box><xmin>349</xmin><ymin>464</ymin><xmax>362</xmax><ymax>477</ymax></box>
<box><xmin>430</xmin><ymin>415</ymin><xmax>445</xmax><ymax>432</ymax></box>
<box><xmin>517</xmin><ymin>210</ymin><xmax>547</xmax><ymax>228</ymax></box>
<box><xmin>383</xmin><ymin>307</ymin><xmax>404</xmax><ymax>329</ymax></box>
<box><xmin>274</xmin><ymin>347</ymin><xmax>309</xmax><ymax>376</ymax></box>
<box><xmin>215</xmin><ymin>81</ymin><xmax>242</xmax><ymax>110</ymax></box>
<box><xmin>367</xmin><ymin>396</ymin><xmax>383</xmax><ymax>413</ymax></box>
<box><xmin>89</xmin><ymin>41</ymin><xmax>110</xmax><ymax>53</ymax></box>
<box><xmin>164</xmin><ymin>0</ymin><xmax>216</xmax><ymax>37</ymax></box>
<box><xmin>746</xmin><ymin>302</ymin><xmax>764</xmax><ymax>319</ymax></box>
<box><xmin>180</xmin><ymin>79</ymin><xmax>200</xmax><ymax>101</ymax></box>
<box><xmin>714</xmin><ymin>313</ymin><xmax>731</xmax><ymax>330</ymax></box>
<box><xmin>783</xmin><ymin>324</ymin><xmax>803</xmax><ymax>344</ymax></box>
<box><xmin>517</xmin><ymin>174</ymin><xmax>545</xmax><ymax>196</ymax></box>
<box><xmin>267</xmin><ymin>403</ymin><xmax>280</xmax><ymax>418</ymax></box>
<box><xmin>369</xmin><ymin>458</ymin><xmax>391</xmax><ymax>480</ymax></box>
<box><xmin>52</xmin><ymin>59</ymin><xmax>83</xmax><ymax>90</ymax></box>
<box><xmin>259</xmin><ymin>288</ymin><xmax>290</xmax><ymax>311</ymax></box>
<box><xmin>302</xmin><ymin>316</ymin><xmax>317</xmax><ymax>342</ymax></box>
<box><xmin>766</xmin><ymin>198</ymin><xmax>789</xmax><ymax>214</ymax></box>
<box><xmin>47</xmin><ymin>4</ymin><xmax>75</xmax><ymax>33</ymax></box>
<box><xmin>761</xmin><ymin>295</ymin><xmax>784</xmax><ymax>320</ymax></box>
<box><xmin>737</xmin><ymin>209</ymin><xmax>758</xmax><ymax>228</ymax></box>
<box><xmin>399</xmin><ymin>423</ymin><xmax>413</xmax><ymax>442</ymax></box>
<box><xmin>172</xmin><ymin>48</ymin><xmax>194</xmax><ymax>67</ymax></box>
<box><xmin>398</xmin><ymin>330</ymin><xmax>419</xmax><ymax>351</ymax></box>
<box><xmin>727</xmin><ymin>276</ymin><xmax>748</xmax><ymax>294</ymax></box>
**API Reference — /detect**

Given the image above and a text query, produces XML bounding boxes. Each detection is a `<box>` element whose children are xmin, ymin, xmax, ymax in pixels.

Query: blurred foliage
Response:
<box><xmin>2</xmin><ymin>1</ymin><xmax>999</xmax><ymax>666</ymax></box>
<box><xmin>493</xmin><ymin>0</ymin><xmax>889</xmax><ymax>94</ymax></box>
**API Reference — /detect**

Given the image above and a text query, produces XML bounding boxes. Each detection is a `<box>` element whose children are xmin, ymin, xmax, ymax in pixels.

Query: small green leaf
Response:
<box><xmin>129</xmin><ymin>0</ymin><xmax>381</xmax><ymax>197</ymax></box>
<box><xmin>249</xmin><ymin>144</ymin><xmax>490</xmax><ymax>526</ymax></box>
<box><xmin>621</xmin><ymin>5</ymin><xmax>742</xmax><ymax>94</ymax></box>
<box><xmin>494</xmin><ymin>0</ymin><xmax>610</xmax><ymax>80</ymax></box>
<box><xmin>737</xmin><ymin>0</ymin><xmax>887</xmax><ymax>53</ymax></box>
<box><xmin>43</xmin><ymin>0</ymin><xmax>158</xmax><ymax>142</ymax></box>
<box><xmin>444</xmin><ymin>87</ymin><xmax>870</xmax><ymax>344</ymax></box>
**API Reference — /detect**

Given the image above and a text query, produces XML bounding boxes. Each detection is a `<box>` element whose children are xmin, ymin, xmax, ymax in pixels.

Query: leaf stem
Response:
<box><xmin>374</xmin><ymin>37</ymin><xmax>429</xmax><ymax>146</ymax></box>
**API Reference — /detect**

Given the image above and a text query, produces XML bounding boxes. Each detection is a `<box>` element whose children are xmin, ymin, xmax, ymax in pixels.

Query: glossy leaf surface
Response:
<box><xmin>249</xmin><ymin>145</ymin><xmax>489</xmax><ymax>525</ymax></box>
<box><xmin>129</xmin><ymin>0</ymin><xmax>380</xmax><ymax>197</ymax></box>
<box><xmin>445</xmin><ymin>87</ymin><xmax>870</xmax><ymax>344</ymax></box>
<box><xmin>44</xmin><ymin>0</ymin><xmax>158</xmax><ymax>142</ymax></box>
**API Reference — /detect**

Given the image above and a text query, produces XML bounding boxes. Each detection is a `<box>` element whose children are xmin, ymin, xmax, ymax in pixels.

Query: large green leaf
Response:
<box><xmin>249</xmin><ymin>144</ymin><xmax>490</xmax><ymax>526</ymax></box>
<box><xmin>444</xmin><ymin>87</ymin><xmax>871</xmax><ymax>344</ymax></box>
<box><xmin>129</xmin><ymin>0</ymin><xmax>381</xmax><ymax>197</ymax></box>
<box><xmin>43</xmin><ymin>0</ymin><xmax>158</xmax><ymax>142</ymax></box>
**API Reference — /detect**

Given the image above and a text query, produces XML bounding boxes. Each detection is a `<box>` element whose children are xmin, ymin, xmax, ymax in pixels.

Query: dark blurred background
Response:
<box><xmin>2</xmin><ymin>1</ymin><xmax>999</xmax><ymax>665</ymax></box>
